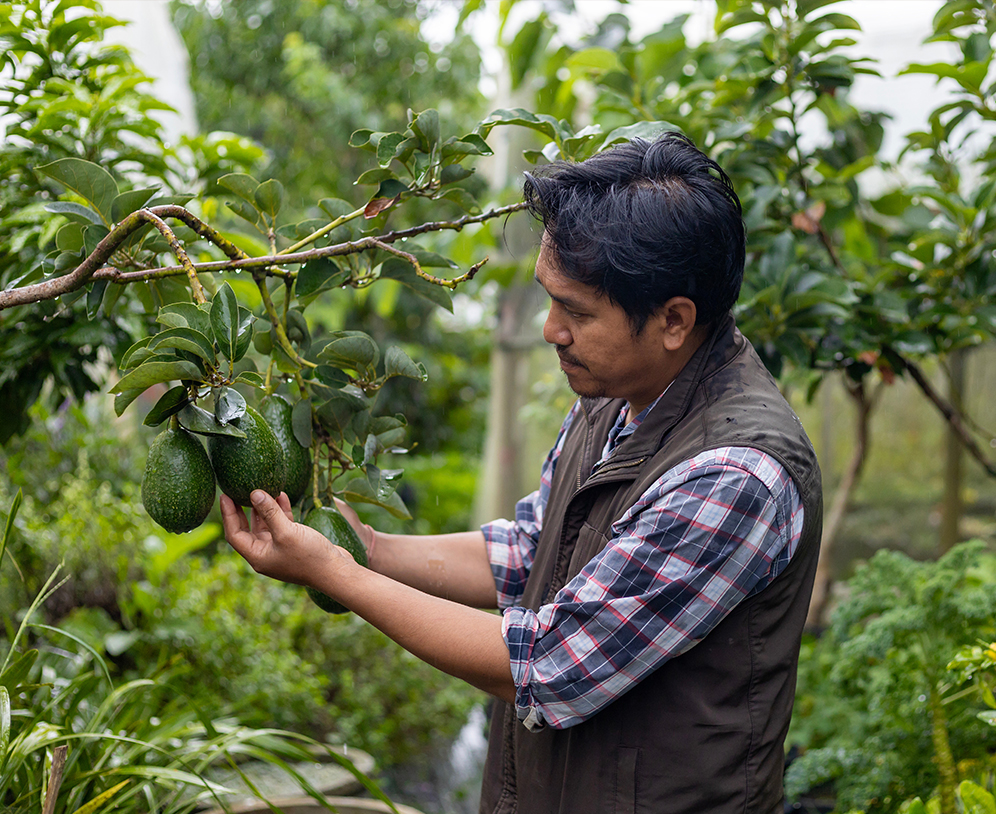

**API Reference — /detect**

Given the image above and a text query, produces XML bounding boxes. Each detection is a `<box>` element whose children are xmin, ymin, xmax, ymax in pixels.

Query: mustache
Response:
<box><xmin>556</xmin><ymin>346</ymin><xmax>587</xmax><ymax>369</ymax></box>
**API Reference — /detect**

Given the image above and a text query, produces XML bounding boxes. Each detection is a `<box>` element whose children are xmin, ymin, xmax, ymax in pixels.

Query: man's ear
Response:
<box><xmin>658</xmin><ymin>297</ymin><xmax>698</xmax><ymax>351</ymax></box>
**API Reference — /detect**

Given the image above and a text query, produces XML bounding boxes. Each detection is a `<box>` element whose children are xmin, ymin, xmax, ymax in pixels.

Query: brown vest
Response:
<box><xmin>480</xmin><ymin>315</ymin><xmax>823</xmax><ymax>814</ymax></box>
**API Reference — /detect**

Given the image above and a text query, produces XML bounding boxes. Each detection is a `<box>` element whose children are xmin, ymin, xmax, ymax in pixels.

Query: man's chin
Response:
<box><xmin>562</xmin><ymin>370</ymin><xmax>604</xmax><ymax>400</ymax></box>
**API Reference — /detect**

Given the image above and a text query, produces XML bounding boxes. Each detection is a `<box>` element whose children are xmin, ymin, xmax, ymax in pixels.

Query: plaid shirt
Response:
<box><xmin>481</xmin><ymin>398</ymin><xmax>804</xmax><ymax>731</ymax></box>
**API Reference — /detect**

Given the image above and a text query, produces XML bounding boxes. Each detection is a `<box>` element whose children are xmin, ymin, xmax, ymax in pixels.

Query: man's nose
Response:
<box><xmin>543</xmin><ymin>307</ymin><xmax>570</xmax><ymax>346</ymax></box>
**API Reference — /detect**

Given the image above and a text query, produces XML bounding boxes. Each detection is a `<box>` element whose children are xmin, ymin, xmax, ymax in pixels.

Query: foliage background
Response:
<box><xmin>3</xmin><ymin>1</ymin><xmax>996</xmax><ymax>813</ymax></box>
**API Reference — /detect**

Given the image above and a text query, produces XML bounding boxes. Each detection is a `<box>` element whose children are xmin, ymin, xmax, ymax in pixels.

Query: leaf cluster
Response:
<box><xmin>786</xmin><ymin>541</ymin><xmax>996</xmax><ymax>812</ymax></box>
<box><xmin>0</xmin><ymin>490</ymin><xmax>396</xmax><ymax>813</ymax></box>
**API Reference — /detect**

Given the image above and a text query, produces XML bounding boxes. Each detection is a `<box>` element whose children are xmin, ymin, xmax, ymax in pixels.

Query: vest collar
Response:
<box><xmin>578</xmin><ymin>312</ymin><xmax>743</xmax><ymax>472</ymax></box>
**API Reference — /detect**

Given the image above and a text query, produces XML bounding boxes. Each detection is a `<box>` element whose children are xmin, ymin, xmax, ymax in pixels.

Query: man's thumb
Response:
<box><xmin>250</xmin><ymin>490</ymin><xmax>291</xmax><ymax>530</ymax></box>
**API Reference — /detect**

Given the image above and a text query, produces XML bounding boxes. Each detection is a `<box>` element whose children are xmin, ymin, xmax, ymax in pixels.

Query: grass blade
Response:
<box><xmin>71</xmin><ymin>780</ymin><xmax>130</xmax><ymax>814</ymax></box>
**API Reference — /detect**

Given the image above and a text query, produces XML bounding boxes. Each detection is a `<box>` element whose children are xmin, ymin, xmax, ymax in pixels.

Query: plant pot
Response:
<box><xmin>200</xmin><ymin>795</ymin><xmax>425</xmax><ymax>814</ymax></box>
<box><xmin>190</xmin><ymin>746</ymin><xmax>376</xmax><ymax>809</ymax></box>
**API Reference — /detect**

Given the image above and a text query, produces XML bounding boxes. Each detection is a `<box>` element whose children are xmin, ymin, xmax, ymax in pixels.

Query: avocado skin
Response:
<box><xmin>208</xmin><ymin>405</ymin><xmax>285</xmax><ymax>507</ymax></box>
<box><xmin>259</xmin><ymin>395</ymin><xmax>311</xmax><ymax>505</ymax></box>
<box><xmin>303</xmin><ymin>505</ymin><xmax>368</xmax><ymax>614</ymax></box>
<box><xmin>142</xmin><ymin>425</ymin><xmax>216</xmax><ymax>533</ymax></box>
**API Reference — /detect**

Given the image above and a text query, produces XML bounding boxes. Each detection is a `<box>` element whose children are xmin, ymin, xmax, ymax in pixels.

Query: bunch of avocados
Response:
<box><xmin>141</xmin><ymin>393</ymin><xmax>366</xmax><ymax>615</ymax></box>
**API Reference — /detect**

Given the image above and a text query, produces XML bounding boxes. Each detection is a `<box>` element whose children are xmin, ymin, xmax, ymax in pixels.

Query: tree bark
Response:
<box><xmin>807</xmin><ymin>377</ymin><xmax>879</xmax><ymax>628</ymax></box>
<box><xmin>939</xmin><ymin>349</ymin><xmax>966</xmax><ymax>554</ymax></box>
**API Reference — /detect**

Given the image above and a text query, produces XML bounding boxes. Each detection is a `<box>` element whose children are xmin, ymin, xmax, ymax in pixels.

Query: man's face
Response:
<box><xmin>535</xmin><ymin>239</ymin><xmax>679</xmax><ymax>415</ymax></box>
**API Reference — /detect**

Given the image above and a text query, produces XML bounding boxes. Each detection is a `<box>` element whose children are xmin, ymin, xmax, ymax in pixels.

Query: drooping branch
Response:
<box><xmin>893</xmin><ymin>348</ymin><xmax>996</xmax><ymax>479</ymax></box>
<box><xmin>0</xmin><ymin>201</ymin><xmax>527</xmax><ymax>312</ymax></box>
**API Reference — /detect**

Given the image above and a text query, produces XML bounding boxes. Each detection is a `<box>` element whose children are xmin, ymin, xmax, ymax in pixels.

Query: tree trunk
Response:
<box><xmin>807</xmin><ymin>377</ymin><xmax>879</xmax><ymax>629</ymax></box>
<box><xmin>472</xmin><ymin>41</ymin><xmax>546</xmax><ymax>525</ymax></box>
<box><xmin>939</xmin><ymin>349</ymin><xmax>966</xmax><ymax>554</ymax></box>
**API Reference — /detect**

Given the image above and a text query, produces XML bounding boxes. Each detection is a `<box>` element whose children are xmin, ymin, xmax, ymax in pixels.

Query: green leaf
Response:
<box><xmin>374</xmin><ymin>178</ymin><xmax>409</xmax><ymax>200</ymax></box>
<box><xmin>72</xmin><ymin>780</ymin><xmax>131</xmax><ymax>814</ymax></box>
<box><xmin>565</xmin><ymin>46</ymin><xmax>621</xmax><ymax>72</ymax></box>
<box><xmin>86</xmin><ymin>279</ymin><xmax>108</xmax><ymax>318</ymax></box>
<box><xmin>315</xmin><ymin>365</ymin><xmax>350</xmax><ymax>389</ymax></box>
<box><xmin>441</xmin><ymin>134</ymin><xmax>492</xmax><ymax>159</ymax></box>
<box><xmin>410</xmin><ymin>108</ymin><xmax>440</xmax><ymax>153</ymax></box>
<box><xmin>292</xmin><ymin>398</ymin><xmax>313</xmax><ymax>448</ymax></box>
<box><xmin>56</xmin><ymin>221</ymin><xmax>84</xmax><ymax>253</ymax></box>
<box><xmin>343</xmin><ymin>475</ymin><xmax>411</xmax><ymax>519</ymax></box>
<box><xmin>233</xmin><ymin>371</ymin><xmax>265</xmax><ymax>388</ymax></box>
<box><xmin>376</xmin><ymin>132</ymin><xmax>408</xmax><ymax>166</ymax></box>
<box><xmin>384</xmin><ymin>346</ymin><xmax>427</xmax><ymax>381</ymax></box>
<box><xmin>157</xmin><ymin>302</ymin><xmax>213</xmax><ymax>336</ymax></box>
<box><xmin>113</xmin><ymin>387</ymin><xmax>147</xmax><ymax>417</ymax></box>
<box><xmin>602</xmin><ymin>121</ymin><xmax>682</xmax><ymax>149</ymax></box>
<box><xmin>37</xmin><ymin>157</ymin><xmax>118</xmax><ymax>226</ymax></box>
<box><xmin>111</xmin><ymin>186</ymin><xmax>159</xmax><ymax>222</ymax></box>
<box><xmin>483</xmin><ymin>108</ymin><xmax>559</xmax><ymax>140</ymax></box>
<box><xmin>233</xmin><ymin>308</ymin><xmax>255</xmax><ymax>363</ymax></box>
<box><xmin>438</xmin><ymin>187</ymin><xmax>481</xmax><ymax>214</ymax></box>
<box><xmin>0</xmin><ymin>648</ymin><xmax>38</xmax><ymax>690</ymax></box>
<box><xmin>43</xmin><ymin>201</ymin><xmax>104</xmax><ymax>225</ymax></box>
<box><xmin>109</xmin><ymin>360</ymin><xmax>202</xmax><ymax>394</ymax></box>
<box><xmin>178</xmin><ymin>403</ymin><xmax>246</xmax><ymax>438</ymax></box>
<box><xmin>218</xmin><ymin>172</ymin><xmax>260</xmax><ymax>203</ymax></box>
<box><xmin>297</xmin><ymin>257</ymin><xmax>348</xmax><ymax>297</ymax></box>
<box><xmin>214</xmin><ymin>386</ymin><xmax>247</xmax><ymax>425</ymax></box>
<box><xmin>142</xmin><ymin>384</ymin><xmax>189</xmax><ymax>426</ymax></box>
<box><xmin>355</xmin><ymin>167</ymin><xmax>397</xmax><ymax>186</ymax></box>
<box><xmin>210</xmin><ymin>282</ymin><xmax>240</xmax><ymax>361</ymax></box>
<box><xmin>959</xmin><ymin>780</ymin><xmax>996</xmax><ymax>814</ymax></box>
<box><xmin>439</xmin><ymin>164</ymin><xmax>474</xmax><ymax>185</ymax></box>
<box><xmin>148</xmin><ymin>326</ymin><xmax>217</xmax><ymax>362</ymax></box>
<box><xmin>379</xmin><ymin>257</ymin><xmax>453</xmax><ymax>311</ymax></box>
<box><xmin>226</xmin><ymin>198</ymin><xmax>262</xmax><ymax>228</ymax></box>
<box><xmin>0</xmin><ymin>686</ymin><xmax>9</xmax><ymax>762</ymax></box>
<box><xmin>254</xmin><ymin>178</ymin><xmax>284</xmax><ymax>219</ymax></box>
<box><xmin>317</xmin><ymin>331</ymin><xmax>380</xmax><ymax>372</ymax></box>
<box><xmin>1</xmin><ymin>489</ymin><xmax>22</xmax><ymax>570</ymax></box>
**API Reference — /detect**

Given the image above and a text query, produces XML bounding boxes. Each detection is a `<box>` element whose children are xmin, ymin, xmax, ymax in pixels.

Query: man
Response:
<box><xmin>222</xmin><ymin>132</ymin><xmax>823</xmax><ymax>814</ymax></box>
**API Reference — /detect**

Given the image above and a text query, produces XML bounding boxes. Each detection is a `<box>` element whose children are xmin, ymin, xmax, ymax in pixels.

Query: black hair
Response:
<box><xmin>522</xmin><ymin>132</ymin><xmax>746</xmax><ymax>331</ymax></box>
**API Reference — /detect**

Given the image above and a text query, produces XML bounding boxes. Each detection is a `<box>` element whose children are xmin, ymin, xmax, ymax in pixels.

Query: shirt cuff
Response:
<box><xmin>481</xmin><ymin>519</ymin><xmax>524</xmax><ymax>610</ymax></box>
<box><xmin>502</xmin><ymin>606</ymin><xmax>546</xmax><ymax>732</ymax></box>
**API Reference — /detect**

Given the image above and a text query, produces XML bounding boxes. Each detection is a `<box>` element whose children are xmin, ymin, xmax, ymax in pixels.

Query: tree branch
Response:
<box><xmin>894</xmin><ymin>348</ymin><xmax>996</xmax><ymax>479</ymax></box>
<box><xmin>0</xmin><ymin>202</ymin><xmax>527</xmax><ymax>312</ymax></box>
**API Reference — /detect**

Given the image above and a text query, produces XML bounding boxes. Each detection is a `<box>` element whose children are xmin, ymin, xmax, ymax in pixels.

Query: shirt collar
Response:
<box><xmin>601</xmin><ymin>382</ymin><xmax>673</xmax><ymax>460</ymax></box>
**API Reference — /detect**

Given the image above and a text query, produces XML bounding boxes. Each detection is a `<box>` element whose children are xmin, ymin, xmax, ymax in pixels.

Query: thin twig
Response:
<box><xmin>42</xmin><ymin>745</ymin><xmax>68</xmax><ymax>814</ymax></box>
<box><xmin>895</xmin><ymin>349</ymin><xmax>996</xmax><ymax>478</ymax></box>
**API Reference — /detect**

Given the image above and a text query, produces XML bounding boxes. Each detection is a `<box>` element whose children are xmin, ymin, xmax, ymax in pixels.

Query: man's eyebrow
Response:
<box><xmin>533</xmin><ymin>273</ymin><xmax>586</xmax><ymax>310</ymax></box>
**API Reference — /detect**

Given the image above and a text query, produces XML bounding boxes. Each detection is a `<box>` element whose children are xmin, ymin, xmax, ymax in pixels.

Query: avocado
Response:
<box><xmin>142</xmin><ymin>424</ymin><xmax>216</xmax><ymax>533</ymax></box>
<box><xmin>303</xmin><ymin>505</ymin><xmax>368</xmax><ymax>614</ymax></box>
<box><xmin>208</xmin><ymin>405</ymin><xmax>285</xmax><ymax>507</ymax></box>
<box><xmin>259</xmin><ymin>394</ymin><xmax>311</xmax><ymax>505</ymax></box>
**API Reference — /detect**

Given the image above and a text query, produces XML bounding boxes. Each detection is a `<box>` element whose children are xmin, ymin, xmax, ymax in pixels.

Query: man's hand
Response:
<box><xmin>332</xmin><ymin>496</ymin><xmax>376</xmax><ymax>552</ymax></box>
<box><xmin>220</xmin><ymin>490</ymin><xmax>353</xmax><ymax>588</ymax></box>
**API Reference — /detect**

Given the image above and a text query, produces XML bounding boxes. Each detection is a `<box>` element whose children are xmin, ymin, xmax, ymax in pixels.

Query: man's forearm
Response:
<box><xmin>317</xmin><ymin>557</ymin><xmax>515</xmax><ymax>702</ymax></box>
<box><xmin>368</xmin><ymin>529</ymin><xmax>500</xmax><ymax>609</ymax></box>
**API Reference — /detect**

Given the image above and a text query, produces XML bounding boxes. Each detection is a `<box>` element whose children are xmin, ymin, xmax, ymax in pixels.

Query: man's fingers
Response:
<box><xmin>220</xmin><ymin>494</ymin><xmax>249</xmax><ymax>536</ymax></box>
<box><xmin>277</xmin><ymin>491</ymin><xmax>294</xmax><ymax>519</ymax></box>
<box><xmin>250</xmin><ymin>490</ymin><xmax>294</xmax><ymax>536</ymax></box>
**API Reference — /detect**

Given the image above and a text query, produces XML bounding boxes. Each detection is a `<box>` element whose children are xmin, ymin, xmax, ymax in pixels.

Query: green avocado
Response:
<box><xmin>208</xmin><ymin>405</ymin><xmax>285</xmax><ymax>507</ymax></box>
<box><xmin>303</xmin><ymin>505</ymin><xmax>368</xmax><ymax>615</ymax></box>
<box><xmin>259</xmin><ymin>394</ymin><xmax>311</xmax><ymax>505</ymax></box>
<box><xmin>142</xmin><ymin>424</ymin><xmax>216</xmax><ymax>533</ymax></box>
